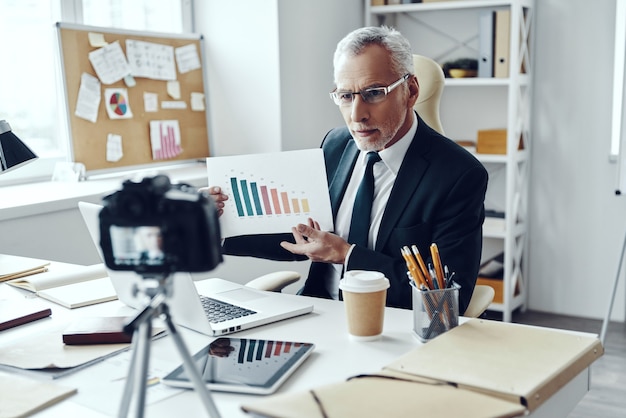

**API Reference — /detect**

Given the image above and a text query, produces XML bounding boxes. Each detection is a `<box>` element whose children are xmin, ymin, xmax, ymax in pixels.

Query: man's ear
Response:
<box><xmin>407</xmin><ymin>75</ymin><xmax>420</xmax><ymax>107</ymax></box>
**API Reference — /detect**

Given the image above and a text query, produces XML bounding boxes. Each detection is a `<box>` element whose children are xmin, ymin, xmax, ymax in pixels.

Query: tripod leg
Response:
<box><xmin>601</xmin><ymin>230</ymin><xmax>626</xmax><ymax>344</ymax></box>
<box><xmin>133</xmin><ymin>320</ymin><xmax>153</xmax><ymax>418</ymax></box>
<box><xmin>162</xmin><ymin>309</ymin><xmax>221</xmax><ymax>418</ymax></box>
<box><xmin>118</xmin><ymin>329</ymin><xmax>141</xmax><ymax>417</ymax></box>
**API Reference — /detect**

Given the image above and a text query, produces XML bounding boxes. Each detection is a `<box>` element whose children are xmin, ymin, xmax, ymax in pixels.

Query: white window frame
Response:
<box><xmin>0</xmin><ymin>0</ymin><xmax>194</xmax><ymax>186</ymax></box>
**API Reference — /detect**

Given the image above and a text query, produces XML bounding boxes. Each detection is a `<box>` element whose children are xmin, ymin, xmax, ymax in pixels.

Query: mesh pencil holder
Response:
<box><xmin>411</xmin><ymin>282</ymin><xmax>459</xmax><ymax>342</ymax></box>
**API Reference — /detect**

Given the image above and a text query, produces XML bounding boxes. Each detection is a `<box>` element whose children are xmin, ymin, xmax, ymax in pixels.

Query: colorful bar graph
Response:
<box><xmin>237</xmin><ymin>339</ymin><xmax>301</xmax><ymax>363</ymax></box>
<box><xmin>229</xmin><ymin>175</ymin><xmax>313</xmax><ymax>218</ymax></box>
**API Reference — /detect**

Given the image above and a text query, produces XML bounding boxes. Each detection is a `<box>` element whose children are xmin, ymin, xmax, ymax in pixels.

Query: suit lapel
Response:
<box><xmin>375</xmin><ymin>127</ymin><xmax>430</xmax><ymax>251</ymax></box>
<box><xmin>328</xmin><ymin>140</ymin><xmax>359</xmax><ymax>219</ymax></box>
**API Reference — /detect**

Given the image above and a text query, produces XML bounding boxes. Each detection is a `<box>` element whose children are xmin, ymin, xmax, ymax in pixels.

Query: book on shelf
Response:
<box><xmin>494</xmin><ymin>9</ymin><xmax>511</xmax><ymax>78</ymax></box>
<box><xmin>478</xmin><ymin>9</ymin><xmax>494</xmax><ymax>78</ymax></box>
<box><xmin>6</xmin><ymin>262</ymin><xmax>117</xmax><ymax>309</ymax></box>
<box><xmin>478</xmin><ymin>252</ymin><xmax>504</xmax><ymax>279</ymax></box>
<box><xmin>0</xmin><ymin>254</ymin><xmax>50</xmax><ymax>282</ymax></box>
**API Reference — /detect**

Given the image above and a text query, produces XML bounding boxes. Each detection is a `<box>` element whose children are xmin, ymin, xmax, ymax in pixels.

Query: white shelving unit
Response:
<box><xmin>366</xmin><ymin>0</ymin><xmax>534</xmax><ymax>322</ymax></box>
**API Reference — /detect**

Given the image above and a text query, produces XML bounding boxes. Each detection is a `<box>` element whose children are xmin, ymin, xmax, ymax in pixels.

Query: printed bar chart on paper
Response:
<box><xmin>229</xmin><ymin>177</ymin><xmax>311</xmax><ymax>217</ymax></box>
<box><xmin>206</xmin><ymin>149</ymin><xmax>333</xmax><ymax>237</ymax></box>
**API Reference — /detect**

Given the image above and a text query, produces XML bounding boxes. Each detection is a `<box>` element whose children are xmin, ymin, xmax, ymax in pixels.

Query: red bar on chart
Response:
<box><xmin>260</xmin><ymin>186</ymin><xmax>272</xmax><ymax>215</ymax></box>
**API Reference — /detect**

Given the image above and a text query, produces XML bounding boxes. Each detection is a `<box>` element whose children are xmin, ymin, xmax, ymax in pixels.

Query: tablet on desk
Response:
<box><xmin>162</xmin><ymin>337</ymin><xmax>314</xmax><ymax>395</ymax></box>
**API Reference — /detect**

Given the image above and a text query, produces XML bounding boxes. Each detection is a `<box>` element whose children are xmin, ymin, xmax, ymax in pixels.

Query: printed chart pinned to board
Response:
<box><xmin>207</xmin><ymin>149</ymin><xmax>333</xmax><ymax>238</ymax></box>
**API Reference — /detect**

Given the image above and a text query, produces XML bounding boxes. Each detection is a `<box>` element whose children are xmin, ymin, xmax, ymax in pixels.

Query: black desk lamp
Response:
<box><xmin>0</xmin><ymin>120</ymin><xmax>38</xmax><ymax>174</ymax></box>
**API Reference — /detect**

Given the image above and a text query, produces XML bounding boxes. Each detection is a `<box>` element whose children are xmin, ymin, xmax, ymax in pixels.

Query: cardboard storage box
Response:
<box><xmin>477</xmin><ymin>129</ymin><xmax>507</xmax><ymax>154</ymax></box>
<box><xmin>477</xmin><ymin>276</ymin><xmax>519</xmax><ymax>304</ymax></box>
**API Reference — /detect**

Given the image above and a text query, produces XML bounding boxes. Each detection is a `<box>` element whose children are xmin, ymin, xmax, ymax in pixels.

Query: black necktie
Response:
<box><xmin>348</xmin><ymin>151</ymin><xmax>381</xmax><ymax>248</ymax></box>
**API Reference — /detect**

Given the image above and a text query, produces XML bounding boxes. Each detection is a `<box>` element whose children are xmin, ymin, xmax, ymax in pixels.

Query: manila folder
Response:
<box><xmin>385</xmin><ymin>318</ymin><xmax>604</xmax><ymax>412</ymax></box>
<box><xmin>241</xmin><ymin>370</ymin><xmax>525</xmax><ymax>418</ymax></box>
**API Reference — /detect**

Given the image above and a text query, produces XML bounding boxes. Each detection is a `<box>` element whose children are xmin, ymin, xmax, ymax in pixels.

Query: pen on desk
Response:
<box><xmin>430</xmin><ymin>243</ymin><xmax>445</xmax><ymax>290</ymax></box>
<box><xmin>410</xmin><ymin>245</ymin><xmax>432</xmax><ymax>289</ymax></box>
<box><xmin>428</xmin><ymin>263</ymin><xmax>439</xmax><ymax>290</ymax></box>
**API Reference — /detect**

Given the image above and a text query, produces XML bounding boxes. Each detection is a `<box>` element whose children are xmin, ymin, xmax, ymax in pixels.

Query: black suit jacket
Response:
<box><xmin>223</xmin><ymin>115</ymin><xmax>488</xmax><ymax>314</ymax></box>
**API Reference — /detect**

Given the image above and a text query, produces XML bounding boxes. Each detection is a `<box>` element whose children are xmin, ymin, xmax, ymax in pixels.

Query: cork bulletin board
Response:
<box><xmin>56</xmin><ymin>23</ymin><xmax>210</xmax><ymax>175</ymax></box>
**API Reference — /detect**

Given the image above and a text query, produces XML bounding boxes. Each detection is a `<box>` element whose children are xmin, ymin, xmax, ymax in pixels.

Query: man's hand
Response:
<box><xmin>280</xmin><ymin>218</ymin><xmax>351</xmax><ymax>264</ymax></box>
<box><xmin>200</xmin><ymin>186</ymin><xmax>228</xmax><ymax>217</ymax></box>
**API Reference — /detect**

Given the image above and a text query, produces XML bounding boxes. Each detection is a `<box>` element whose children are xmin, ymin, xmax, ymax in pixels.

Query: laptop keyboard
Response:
<box><xmin>199</xmin><ymin>296</ymin><xmax>257</xmax><ymax>323</ymax></box>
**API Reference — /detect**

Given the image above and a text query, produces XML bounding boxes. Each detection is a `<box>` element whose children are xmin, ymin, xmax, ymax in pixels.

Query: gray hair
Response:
<box><xmin>333</xmin><ymin>26</ymin><xmax>414</xmax><ymax>82</ymax></box>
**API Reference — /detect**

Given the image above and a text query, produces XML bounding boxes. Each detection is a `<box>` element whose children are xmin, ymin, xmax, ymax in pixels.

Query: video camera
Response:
<box><xmin>99</xmin><ymin>174</ymin><xmax>222</xmax><ymax>275</ymax></box>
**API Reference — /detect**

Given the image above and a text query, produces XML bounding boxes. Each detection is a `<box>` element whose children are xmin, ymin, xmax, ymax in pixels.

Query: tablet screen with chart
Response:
<box><xmin>162</xmin><ymin>337</ymin><xmax>315</xmax><ymax>394</ymax></box>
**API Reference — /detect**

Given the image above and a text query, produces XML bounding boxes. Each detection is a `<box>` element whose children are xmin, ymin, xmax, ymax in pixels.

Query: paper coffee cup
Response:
<box><xmin>339</xmin><ymin>270</ymin><xmax>390</xmax><ymax>341</ymax></box>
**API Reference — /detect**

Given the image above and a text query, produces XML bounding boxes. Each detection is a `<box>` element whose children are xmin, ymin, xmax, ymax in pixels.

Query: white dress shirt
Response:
<box><xmin>326</xmin><ymin>113</ymin><xmax>418</xmax><ymax>298</ymax></box>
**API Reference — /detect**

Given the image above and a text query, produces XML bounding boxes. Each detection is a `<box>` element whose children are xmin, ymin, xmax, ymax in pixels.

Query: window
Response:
<box><xmin>0</xmin><ymin>0</ymin><xmax>187</xmax><ymax>185</ymax></box>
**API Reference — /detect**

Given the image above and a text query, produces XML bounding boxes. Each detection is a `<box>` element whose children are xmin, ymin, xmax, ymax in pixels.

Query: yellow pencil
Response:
<box><xmin>402</xmin><ymin>246</ymin><xmax>428</xmax><ymax>289</ymax></box>
<box><xmin>430</xmin><ymin>243</ymin><xmax>445</xmax><ymax>290</ymax></box>
<box><xmin>411</xmin><ymin>245</ymin><xmax>432</xmax><ymax>290</ymax></box>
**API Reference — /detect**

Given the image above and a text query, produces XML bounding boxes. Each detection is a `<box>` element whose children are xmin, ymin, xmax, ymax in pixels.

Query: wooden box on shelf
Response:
<box><xmin>477</xmin><ymin>129</ymin><xmax>507</xmax><ymax>154</ymax></box>
<box><xmin>477</xmin><ymin>276</ymin><xmax>519</xmax><ymax>304</ymax></box>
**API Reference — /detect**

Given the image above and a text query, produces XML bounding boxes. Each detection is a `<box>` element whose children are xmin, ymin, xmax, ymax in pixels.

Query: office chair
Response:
<box><xmin>245</xmin><ymin>270</ymin><xmax>302</xmax><ymax>292</ymax></box>
<box><xmin>413</xmin><ymin>54</ymin><xmax>445</xmax><ymax>135</ymax></box>
<box><xmin>246</xmin><ymin>56</ymin><xmax>496</xmax><ymax>313</ymax></box>
<box><xmin>464</xmin><ymin>285</ymin><xmax>496</xmax><ymax>318</ymax></box>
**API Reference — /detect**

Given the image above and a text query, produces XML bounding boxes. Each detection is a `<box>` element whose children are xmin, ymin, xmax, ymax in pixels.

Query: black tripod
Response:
<box><xmin>118</xmin><ymin>274</ymin><xmax>220</xmax><ymax>418</ymax></box>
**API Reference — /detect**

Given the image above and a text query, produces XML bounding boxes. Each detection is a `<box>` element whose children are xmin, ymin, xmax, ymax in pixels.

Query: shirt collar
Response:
<box><xmin>377</xmin><ymin>111</ymin><xmax>418</xmax><ymax>175</ymax></box>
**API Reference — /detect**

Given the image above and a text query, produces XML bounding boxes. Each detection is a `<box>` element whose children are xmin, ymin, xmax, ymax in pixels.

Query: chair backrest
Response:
<box><xmin>464</xmin><ymin>285</ymin><xmax>495</xmax><ymax>318</ymax></box>
<box><xmin>412</xmin><ymin>54</ymin><xmax>445</xmax><ymax>135</ymax></box>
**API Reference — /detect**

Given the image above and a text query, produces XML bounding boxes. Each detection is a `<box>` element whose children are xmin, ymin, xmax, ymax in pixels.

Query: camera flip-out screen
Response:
<box><xmin>109</xmin><ymin>225</ymin><xmax>165</xmax><ymax>267</ymax></box>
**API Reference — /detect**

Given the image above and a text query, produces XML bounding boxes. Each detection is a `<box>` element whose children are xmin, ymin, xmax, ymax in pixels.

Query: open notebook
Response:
<box><xmin>78</xmin><ymin>201</ymin><xmax>313</xmax><ymax>336</ymax></box>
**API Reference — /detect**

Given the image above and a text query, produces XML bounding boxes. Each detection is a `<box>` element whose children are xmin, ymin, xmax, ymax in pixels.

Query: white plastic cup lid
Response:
<box><xmin>339</xmin><ymin>270</ymin><xmax>390</xmax><ymax>293</ymax></box>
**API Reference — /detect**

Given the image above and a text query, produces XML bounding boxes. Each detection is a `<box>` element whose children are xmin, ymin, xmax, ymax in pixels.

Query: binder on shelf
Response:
<box><xmin>478</xmin><ymin>10</ymin><xmax>494</xmax><ymax>78</ymax></box>
<box><xmin>494</xmin><ymin>9</ymin><xmax>511</xmax><ymax>78</ymax></box>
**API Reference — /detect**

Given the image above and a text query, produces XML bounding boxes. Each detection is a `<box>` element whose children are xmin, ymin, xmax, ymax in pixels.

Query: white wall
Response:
<box><xmin>277</xmin><ymin>0</ymin><xmax>356</xmax><ymax>150</ymax></box>
<box><xmin>194</xmin><ymin>1</ymin><xmax>282</xmax><ymax>156</ymax></box>
<box><xmin>529</xmin><ymin>0</ymin><xmax>626</xmax><ymax>321</ymax></box>
<box><xmin>194</xmin><ymin>0</ymin><xmax>357</xmax><ymax>156</ymax></box>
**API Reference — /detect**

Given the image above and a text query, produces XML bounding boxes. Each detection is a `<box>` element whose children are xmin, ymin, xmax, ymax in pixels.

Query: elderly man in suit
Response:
<box><xmin>208</xmin><ymin>26</ymin><xmax>487</xmax><ymax>314</ymax></box>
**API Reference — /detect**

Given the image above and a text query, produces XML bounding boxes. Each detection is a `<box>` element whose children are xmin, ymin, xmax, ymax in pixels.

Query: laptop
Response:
<box><xmin>78</xmin><ymin>201</ymin><xmax>313</xmax><ymax>336</ymax></box>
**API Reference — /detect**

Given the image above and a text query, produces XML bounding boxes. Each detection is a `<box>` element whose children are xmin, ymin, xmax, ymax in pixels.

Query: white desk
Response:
<box><xmin>0</xmin><ymin>280</ymin><xmax>590</xmax><ymax>418</ymax></box>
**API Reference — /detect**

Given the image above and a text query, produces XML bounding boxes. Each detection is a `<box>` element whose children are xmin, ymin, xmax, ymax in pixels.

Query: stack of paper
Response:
<box><xmin>0</xmin><ymin>371</ymin><xmax>77</xmax><ymax>417</ymax></box>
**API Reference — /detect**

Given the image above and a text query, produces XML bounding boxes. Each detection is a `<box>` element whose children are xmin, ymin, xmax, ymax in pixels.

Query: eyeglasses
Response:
<box><xmin>329</xmin><ymin>74</ymin><xmax>410</xmax><ymax>106</ymax></box>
